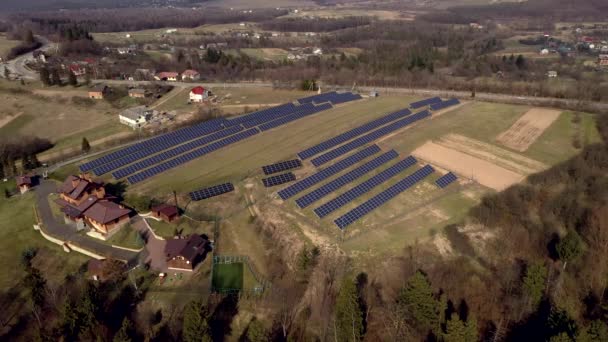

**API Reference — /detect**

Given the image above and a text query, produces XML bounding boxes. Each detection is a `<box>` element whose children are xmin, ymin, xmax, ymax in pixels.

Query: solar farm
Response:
<box><xmin>78</xmin><ymin>89</ymin><xmax>598</xmax><ymax>258</ymax></box>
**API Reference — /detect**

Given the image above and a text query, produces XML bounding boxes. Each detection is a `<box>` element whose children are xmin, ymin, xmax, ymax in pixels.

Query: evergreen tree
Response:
<box><xmin>113</xmin><ymin>317</ymin><xmax>133</xmax><ymax>342</ymax></box>
<box><xmin>68</xmin><ymin>71</ymin><xmax>78</xmax><ymax>86</ymax></box>
<box><xmin>3</xmin><ymin>66</ymin><xmax>9</xmax><ymax>79</ymax></box>
<box><xmin>334</xmin><ymin>277</ymin><xmax>364</xmax><ymax>342</ymax></box>
<box><xmin>246</xmin><ymin>318</ymin><xmax>268</xmax><ymax>342</ymax></box>
<box><xmin>61</xmin><ymin>301</ymin><xmax>79</xmax><ymax>340</ymax></box>
<box><xmin>51</xmin><ymin>69</ymin><xmax>61</xmax><ymax>86</ymax></box>
<box><xmin>23</xmin><ymin>266</ymin><xmax>46</xmax><ymax>308</ymax></box>
<box><xmin>576</xmin><ymin>320</ymin><xmax>608</xmax><ymax>342</ymax></box>
<box><xmin>82</xmin><ymin>137</ymin><xmax>91</xmax><ymax>153</ymax></box>
<box><xmin>515</xmin><ymin>54</ymin><xmax>526</xmax><ymax>69</ymax></box>
<box><xmin>523</xmin><ymin>262</ymin><xmax>547</xmax><ymax>308</ymax></box>
<box><xmin>182</xmin><ymin>300</ymin><xmax>211</xmax><ymax>342</ymax></box>
<box><xmin>24</xmin><ymin>30</ymin><xmax>35</xmax><ymax>44</ymax></box>
<box><xmin>40</xmin><ymin>67</ymin><xmax>51</xmax><ymax>86</ymax></box>
<box><xmin>557</xmin><ymin>231</ymin><xmax>583</xmax><ymax>271</ymax></box>
<box><xmin>443</xmin><ymin>313</ymin><xmax>477</xmax><ymax>342</ymax></box>
<box><xmin>397</xmin><ymin>271</ymin><xmax>442</xmax><ymax>333</ymax></box>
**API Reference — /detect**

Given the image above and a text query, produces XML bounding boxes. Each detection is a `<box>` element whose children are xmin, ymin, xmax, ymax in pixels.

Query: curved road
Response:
<box><xmin>1</xmin><ymin>36</ymin><xmax>56</xmax><ymax>80</ymax></box>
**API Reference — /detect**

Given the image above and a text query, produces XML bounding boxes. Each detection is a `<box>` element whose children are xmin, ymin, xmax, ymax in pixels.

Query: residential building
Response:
<box><xmin>548</xmin><ymin>70</ymin><xmax>558</xmax><ymax>78</ymax></box>
<box><xmin>540</xmin><ymin>48</ymin><xmax>550</xmax><ymax>55</ymax></box>
<box><xmin>164</xmin><ymin>235</ymin><xmax>210</xmax><ymax>271</ymax></box>
<box><xmin>128</xmin><ymin>88</ymin><xmax>146</xmax><ymax>98</ymax></box>
<box><xmin>58</xmin><ymin>174</ymin><xmax>105</xmax><ymax>207</ymax></box>
<box><xmin>189</xmin><ymin>86</ymin><xmax>209</xmax><ymax>103</ymax></box>
<box><xmin>88</xmin><ymin>85</ymin><xmax>108</xmax><ymax>100</ymax></box>
<box><xmin>151</xmin><ymin>204</ymin><xmax>180</xmax><ymax>223</ymax></box>
<box><xmin>82</xmin><ymin>200</ymin><xmax>132</xmax><ymax>236</ymax></box>
<box><xmin>16</xmin><ymin>175</ymin><xmax>33</xmax><ymax>194</ymax></box>
<box><xmin>119</xmin><ymin>106</ymin><xmax>155</xmax><ymax>128</ymax></box>
<box><xmin>182</xmin><ymin>69</ymin><xmax>201</xmax><ymax>81</ymax></box>
<box><xmin>69</xmin><ymin>64</ymin><xmax>86</xmax><ymax>76</ymax></box>
<box><xmin>599</xmin><ymin>55</ymin><xmax>608</xmax><ymax>67</ymax></box>
<box><xmin>155</xmin><ymin>72</ymin><xmax>179</xmax><ymax>81</ymax></box>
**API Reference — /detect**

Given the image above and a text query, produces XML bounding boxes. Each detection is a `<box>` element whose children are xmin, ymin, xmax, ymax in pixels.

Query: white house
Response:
<box><xmin>155</xmin><ymin>72</ymin><xmax>180</xmax><ymax>81</ymax></box>
<box><xmin>540</xmin><ymin>48</ymin><xmax>549</xmax><ymax>55</ymax></box>
<box><xmin>189</xmin><ymin>86</ymin><xmax>209</xmax><ymax>103</ymax></box>
<box><xmin>119</xmin><ymin>106</ymin><xmax>155</xmax><ymax>128</ymax></box>
<box><xmin>547</xmin><ymin>70</ymin><xmax>558</xmax><ymax>78</ymax></box>
<box><xmin>313</xmin><ymin>48</ymin><xmax>323</xmax><ymax>55</ymax></box>
<box><xmin>182</xmin><ymin>69</ymin><xmax>201</xmax><ymax>81</ymax></box>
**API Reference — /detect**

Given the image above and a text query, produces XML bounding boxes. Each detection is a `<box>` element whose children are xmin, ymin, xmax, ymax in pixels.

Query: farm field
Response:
<box><xmin>0</xmin><ymin>33</ymin><xmax>19</xmax><ymax>58</ymax></box>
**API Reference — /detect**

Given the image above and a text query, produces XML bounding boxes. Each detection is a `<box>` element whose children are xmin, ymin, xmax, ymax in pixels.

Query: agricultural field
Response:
<box><xmin>0</xmin><ymin>33</ymin><xmax>19</xmax><ymax>59</ymax></box>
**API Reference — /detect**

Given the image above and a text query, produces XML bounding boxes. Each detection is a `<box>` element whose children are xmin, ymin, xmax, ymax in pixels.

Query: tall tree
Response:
<box><xmin>68</xmin><ymin>71</ymin><xmax>78</xmax><ymax>86</ymax></box>
<box><xmin>23</xmin><ymin>266</ymin><xmax>46</xmax><ymax>308</ymax></box>
<box><xmin>334</xmin><ymin>277</ymin><xmax>364</xmax><ymax>342</ymax></box>
<box><xmin>397</xmin><ymin>271</ymin><xmax>443</xmax><ymax>334</ymax></box>
<box><xmin>522</xmin><ymin>262</ymin><xmax>547</xmax><ymax>309</ymax></box>
<box><xmin>443</xmin><ymin>314</ymin><xmax>478</xmax><ymax>342</ymax></box>
<box><xmin>245</xmin><ymin>318</ymin><xmax>268</xmax><ymax>342</ymax></box>
<box><xmin>39</xmin><ymin>67</ymin><xmax>51</xmax><ymax>86</ymax></box>
<box><xmin>81</xmin><ymin>137</ymin><xmax>91</xmax><ymax>153</ymax></box>
<box><xmin>556</xmin><ymin>231</ymin><xmax>583</xmax><ymax>271</ymax></box>
<box><xmin>182</xmin><ymin>300</ymin><xmax>211</xmax><ymax>342</ymax></box>
<box><xmin>50</xmin><ymin>69</ymin><xmax>61</xmax><ymax>86</ymax></box>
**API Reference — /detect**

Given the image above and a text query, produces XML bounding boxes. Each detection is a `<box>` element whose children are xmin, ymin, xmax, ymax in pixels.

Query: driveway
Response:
<box><xmin>34</xmin><ymin>180</ymin><xmax>139</xmax><ymax>262</ymax></box>
<box><xmin>132</xmin><ymin>216</ymin><xmax>168</xmax><ymax>272</ymax></box>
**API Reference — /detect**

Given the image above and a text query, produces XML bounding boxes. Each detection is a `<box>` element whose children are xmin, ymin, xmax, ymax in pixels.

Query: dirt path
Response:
<box><xmin>412</xmin><ymin>141</ymin><xmax>525</xmax><ymax>191</ymax></box>
<box><xmin>0</xmin><ymin>111</ymin><xmax>22</xmax><ymax>128</ymax></box>
<box><xmin>497</xmin><ymin>108</ymin><xmax>562</xmax><ymax>152</ymax></box>
<box><xmin>151</xmin><ymin>86</ymin><xmax>185</xmax><ymax>109</ymax></box>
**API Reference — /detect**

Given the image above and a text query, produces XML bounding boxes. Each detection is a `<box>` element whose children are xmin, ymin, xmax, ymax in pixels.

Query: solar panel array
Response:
<box><xmin>295</xmin><ymin>150</ymin><xmax>399</xmax><ymax>209</ymax></box>
<box><xmin>80</xmin><ymin>117</ymin><xmax>226</xmax><ymax>172</ymax></box>
<box><xmin>298</xmin><ymin>91</ymin><xmax>337</xmax><ymax>104</ymax></box>
<box><xmin>262</xmin><ymin>160</ymin><xmax>302</xmax><ymax>175</ymax></box>
<box><xmin>298</xmin><ymin>108</ymin><xmax>412</xmax><ymax>160</ymax></box>
<box><xmin>225</xmin><ymin>103</ymin><xmax>297</xmax><ymax>128</ymax></box>
<box><xmin>311</xmin><ymin>110</ymin><xmax>431</xmax><ymax>167</ymax></box>
<box><xmin>127</xmin><ymin>128</ymin><xmax>260</xmax><ymax>184</ymax></box>
<box><xmin>297</xmin><ymin>91</ymin><xmax>361</xmax><ymax>106</ymax></box>
<box><xmin>259</xmin><ymin>103</ymin><xmax>332</xmax><ymax>132</ymax></box>
<box><xmin>189</xmin><ymin>183</ymin><xmax>235</xmax><ymax>201</ymax></box>
<box><xmin>314</xmin><ymin>156</ymin><xmax>417</xmax><ymax>218</ymax></box>
<box><xmin>409</xmin><ymin>97</ymin><xmax>442</xmax><ymax>109</ymax></box>
<box><xmin>429</xmin><ymin>98</ymin><xmax>460</xmax><ymax>111</ymax></box>
<box><xmin>334</xmin><ymin>165</ymin><xmax>435</xmax><ymax>229</ymax></box>
<box><xmin>241</xmin><ymin>103</ymin><xmax>314</xmax><ymax>129</ymax></box>
<box><xmin>436</xmin><ymin>172</ymin><xmax>457</xmax><ymax>188</ymax></box>
<box><xmin>262</xmin><ymin>172</ymin><xmax>296</xmax><ymax>187</ymax></box>
<box><xmin>278</xmin><ymin>145</ymin><xmax>381</xmax><ymax>200</ymax></box>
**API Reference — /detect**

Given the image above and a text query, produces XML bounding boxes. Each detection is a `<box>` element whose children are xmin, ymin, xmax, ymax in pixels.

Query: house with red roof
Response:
<box><xmin>69</xmin><ymin>64</ymin><xmax>87</xmax><ymax>76</ymax></box>
<box><xmin>189</xmin><ymin>86</ymin><xmax>209</xmax><ymax>103</ymax></box>
<box><xmin>181</xmin><ymin>69</ymin><xmax>201</xmax><ymax>81</ymax></box>
<box><xmin>151</xmin><ymin>204</ymin><xmax>180</xmax><ymax>223</ymax></box>
<box><xmin>154</xmin><ymin>72</ymin><xmax>180</xmax><ymax>81</ymax></box>
<box><xmin>16</xmin><ymin>175</ymin><xmax>33</xmax><ymax>194</ymax></box>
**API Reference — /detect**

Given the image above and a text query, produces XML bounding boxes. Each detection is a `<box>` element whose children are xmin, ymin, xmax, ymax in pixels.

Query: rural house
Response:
<box><xmin>599</xmin><ymin>55</ymin><xmax>608</xmax><ymax>67</ymax></box>
<box><xmin>189</xmin><ymin>86</ymin><xmax>209</xmax><ymax>103</ymax></box>
<box><xmin>16</xmin><ymin>175</ymin><xmax>33</xmax><ymax>194</ymax></box>
<box><xmin>58</xmin><ymin>174</ymin><xmax>105</xmax><ymax>206</ymax></box>
<box><xmin>82</xmin><ymin>200</ymin><xmax>132</xmax><ymax>236</ymax></box>
<box><xmin>128</xmin><ymin>88</ymin><xmax>146</xmax><ymax>98</ymax></box>
<box><xmin>181</xmin><ymin>69</ymin><xmax>201</xmax><ymax>81</ymax></box>
<box><xmin>155</xmin><ymin>72</ymin><xmax>179</xmax><ymax>81</ymax></box>
<box><xmin>69</xmin><ymin>64</ymin><xmax>87</xmax><ymax>77</ymax></box>
<box><xmin>88</xmin><ymin>85</ymin><xmax>108</xmax><ymax>100</ymax></box>
<box><xmin>119</xmin><ymin>106</ymin><xmax>156</xmax><ymax>129</ymax></box>
<box><xmin>164</xmin><ymin>235</ymin><xmax>209</xmax><ymax>271</ymax></box>
<box><xmin>151</xmin><ymin>204</ymin><xmax>180</xmax><ymax>223</ymax></box>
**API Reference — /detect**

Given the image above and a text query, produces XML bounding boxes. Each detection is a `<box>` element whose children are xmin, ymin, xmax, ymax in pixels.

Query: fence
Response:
<box><xmin>211</xmin><ymin>255</ymin><xmax>271</xmax><ymax>296</ymax></box>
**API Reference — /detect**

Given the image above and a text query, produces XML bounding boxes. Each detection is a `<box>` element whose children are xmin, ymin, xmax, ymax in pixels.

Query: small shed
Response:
<box><xmin>16</xmin><ymin>175</ymin><xmax>33</xmax><ymax>194</ymax></box>
<box><xmin>151</xmin><ymin>204</ymin><xmax>180</xmax><ymax>223</ymax></box>
<box><xmin>89</xmin><ymin>85</ymin><xmax>108</xmax><ymax>99</ymax></box>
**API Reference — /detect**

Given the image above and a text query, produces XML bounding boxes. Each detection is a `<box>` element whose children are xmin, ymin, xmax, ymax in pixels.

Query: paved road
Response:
<box><xmin>132</xmin><ymin>217</ymin><xmax>168</xmax><ymax>272</ymax></box>
<box><xmin>34</xmin><ymin>180</ymin><xmax>139</xmax><ymax>262</ymax></box>
<box><xmin>1</xmin><ymin>36</ymin><xmax>56</xmax><ymax>80</ymax></box>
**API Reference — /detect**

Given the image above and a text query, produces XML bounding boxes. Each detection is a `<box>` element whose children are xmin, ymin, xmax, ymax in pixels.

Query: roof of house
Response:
<box><xmin>84</xmin><ymin>200</ymin><xmax>132</xmax><ymax>224</ymax></box>
<box><xmin>16</xmin><ymin>175</ymin><xmax>32</xmax><ymax>187</ymax></box>
<box><xmin>157</xmin><ymin>71</ymin><xmax>179</xmax><ymax>78</ymax></box>
<box><xmin>120</xmin><ymin>106</ymin><xmax>152</xmax><ymax>120</ymax></box>
<box><xmin>182</xmin><ymin>69</ymin><xmax>200</xmax><ymax>76</ymax></box>
<box><xmin>69</xmin><ymin>64</ymin><xmax>85</xmax><ymax>72</ymax></box>
<box><xmin>165</xmin><ymin>235</ymin><xmax>208</xmax><ymax>262</ymax></box>
<box><xmin>151</xmin><ymin>204</ymin><xmax>179</xmax><ymax>217</ymax></box>
<box><xmin>58</xmin><ymin>175</ymin><xmax>103</xmax><ymax>200</ymax></box>
<box><xmin>191</xmin><ymin>86</ymin><xmax>206</xmax><ymax>95</ymax></box>
<box><xmin>90</xmin><ymin>84</ymin><xmax>107</xmax><ymax>93</ymax></box>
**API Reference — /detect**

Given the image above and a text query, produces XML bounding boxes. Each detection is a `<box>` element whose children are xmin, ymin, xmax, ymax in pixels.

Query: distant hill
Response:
<box><xmin>0</xmin><ymin>0</ymin><xmax>201</xmax><ymax>12</ymax></box>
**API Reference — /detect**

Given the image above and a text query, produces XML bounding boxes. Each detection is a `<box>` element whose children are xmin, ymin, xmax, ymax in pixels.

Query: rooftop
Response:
<box><xmin>84</xmin><ymin>200</ymin><xmax>132</xmax><ymax>225</ymax></box>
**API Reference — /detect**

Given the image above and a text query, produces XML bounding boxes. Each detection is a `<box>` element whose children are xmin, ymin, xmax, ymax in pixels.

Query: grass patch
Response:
<box><xmin>147</xmin><ymin>218</ymin><xmax>213</xmax><ymax>239</ymax></box>
<box><xmin>106</xmin><ymin>224</ymin><xmax>144</xmax><ymax>250</ymax></box>
<box><xmin>212</xmin><ymin>262</ymin><xmax>244</xmax><ymax>290</ymax></box>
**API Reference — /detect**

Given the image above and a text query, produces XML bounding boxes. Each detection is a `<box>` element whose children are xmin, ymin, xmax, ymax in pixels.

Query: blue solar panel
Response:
<box><xmin>295</xmin><ymin>150</ymin><xmax>398</xmax><ymax>209</ymax></box>
<box><xmin>259</xmin><ymin>103</ymin><xmax>332</xmax><ymax>131</ymax></box>
<box><xmin>410</xmin><ymin>97</ymin><xmax>442</xmax><ymax>109</ymax></box>
<box><xmin>334</xmin><ymin>165</ymin><xmax>435</xmax><ymax>229</ymax></box>
<box><xmin>435</xmin><ymin>172</ymin><xmax>457</xmax><ymax>188</ymax></box>
<box><xmin>263</xmin><ymin>172</ymin><xmax>296</xmax><ymax>187</ymax></box>
<box><xmin>242</xmin><ymin>103</ymin><xmax>316</xmax><ymax>129</ymax></box>
<box><xmin>298</xmin><ymin>108</ymin><xmax>412</xmax><ymax>160</ymax></box>
<box><xmin>311</xmin><ymin>110</ymin><xmax>431</xmax><ymax>167</ymax></box>
<box><xmin>278</xmin><ymin>145</ymin><xmax>381</xmax><ymax>200</ymax></box>
<box><xmin>298</xmin><ymin>91</ymin><xmax>338</xmax><ymax>104</ymax></box>
<box><xmin>298</xmin><ymin>91</ymin><xmax>361</xmax><ymax>106</ymax></box>
<box><xmin>79</xmin><ymin>117</ymin><xmax>226</xmax><ymax>172</ymax></box>
<box><xmin>429</xmin><ymin>98</ymin><xmax>460</xmax><ymax>111</ymax></box>
<box><xmin>262</xmin><ymin>160</ymin><xmax>302</xmax><ymax>175</ymax></box>
<box><xmin>224</xmin><ymin>103</ymin><xmax>297</xmax><ymax>127</ymax></box>
<box><xmin>190</xmin><ymin>183</ymin><xmax>235</xmax><ymax>201</ymax></box>
<box><xmin>314</xmin><ymin>156</ymin><xmax>417</xmax><ymax>218</ymax></box>
<box><xmin>126</xmin><ymin>128</ymin><xmax>259</xmax><ymax>185</ymax></box>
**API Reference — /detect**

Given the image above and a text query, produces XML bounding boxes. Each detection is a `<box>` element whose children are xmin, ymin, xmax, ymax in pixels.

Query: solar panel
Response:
<box><xmin>409</xmin><ymin>97</ymin><xmax>442</xmax><ymax>109</ymax></box>
<box><xmin>224</xmin><ymin>103</ymin><xmax>297</xmax><ymax>127</ymax></box>
<box><xmin>314</xmin><ymin>156</ymin><xmax>417</xmax><ymax>218</ymax></box>
<box><xmin>295</xmin><ymin>150</ymin><xmax>399</xmax><ymax>209</ymax></box>
<box><xmin>259</xmin><ymin>103</ymin><xmax>332</xmax><ymax>131</ymax></box>
<box><xmin>429</xmin><ymin>98</ymin><xmax>460</xmax><ymax>111</ymax></box>
<box><xmin>278</xmin><ymin>145</ymin><xmax>381</xmax><ymax>200</ymax></box>
<box><xmin>436</xmin><ymin>172</ymin><xmax>457</xmax><ymax>188</ymax></box>
<box><xmin>311</xmin><ymin>110</ymin><xmax>431</xmax><ymax>167</ymax></box>
<box><xmin>262</xmin><ymin>160</ymin><xmax>302</xmax><ymax>175</ymax></box>
<box><xmin>298</xmin><ymin>108</ymin><xmax>412</xmax><ymax>160</ymax></box>
<box><xmin>189</xmin><ymin>183</ymin><xmax>235</xmax><ymax>201</ymax></box>
<box><xmin>262</xmin><ymin>172</ymin><xmax>296</xmax><ymax>187</ymax></box>
<box><xmin>334</xmin><ymin>165</ymin><xmax>435</xmax><ymax>229</ymax></box>
<box><xmin>298</xmin><ymin>91</ymin><xmax>338</xmax><ymax>104</ymax></box>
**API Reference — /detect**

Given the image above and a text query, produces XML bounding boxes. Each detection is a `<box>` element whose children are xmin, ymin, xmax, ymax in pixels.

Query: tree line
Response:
<box><xmin>259</xmin><ymin>17</ymin><xmax>372</xmax><ymax>33</ymax></box>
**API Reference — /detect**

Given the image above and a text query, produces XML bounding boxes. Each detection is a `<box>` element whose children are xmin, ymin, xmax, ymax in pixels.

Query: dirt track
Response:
<box><xmin>497</xmin><ymin>108</ymin><xmax>562</xmax><ymax>152</ymax></box>
<box><xmin>413</xmin><ymin>141</ymin><xmax>525</xmax><ymax>191</ymax></box>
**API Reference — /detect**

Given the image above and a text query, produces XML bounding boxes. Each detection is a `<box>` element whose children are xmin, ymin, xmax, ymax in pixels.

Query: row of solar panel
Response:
<box><xmin>295</xmin><ymin>150</ymin><xmax>399</xmax><ymax>209</ymax></box>
<box><xmin>96</xmin><ymin>125</ymin><xmax>244</xmax><ymax>177</ymax></box>
<box><xmin>262</xmin><ymin>159</ymin><xmax>302</xmax><ymax>175</ymax></box>
<box><xmin>410</xmin><ymin>97</ymin><xmax>442</xmax><ymax>109</ymax></box>
<box><xmin>189</xmin><ymin>183</ymin><xmax>235</xmax><ymax>201</ymax></box>
<box><xmin>224</xmin><ymin>103</ymin><xmax>296</xmax><ymax>127</ymax></box>
<box><xmin>314</xmin><ymin>92</ymin><xmax>362</xmax><ymax>105</ymax></box>
<box><xmin>241</xmin><ymin>103</ymin><xmax>314</xmax><ymax>129</ymax></box>
<box><xmin>436</xmin><ymin>172</ymin><xmax>457</xmax><ymax>188</ymax></box>
<box><xmin>80</xmin><ymin>117</ymin><xmax>227</xmax><ymax>172</ymax></box>
<box><xmin>278</xmin><ymin>145</ymin><xmax>381</xmax><ymax>200</ymax></box>
<box><xmin>314</xmin><ymin>156</ymin><xmax>418</xmax><ymax>218</ymax></box>
<box><xmin>311</xmin><ymin>110</ymin><xmax>431</xmax><ymax>167</ymax></box>
<box><xmin>259</xmin><ymin>103</ymin><xmax>332</xmax><ymax>131</ymax></box>
<box><xmin>297</xmin><ymin>91</ymin><xmax>338</xmax><ymax>104</ymax></box>
<box><xmin>430</xmin><ymin>98</ymin><xmax>460</xmax><ymax>111</ymax></box>
<box><xmin>334</xmin><ymin>165</ymin><xmax>435</xmax><ymax>229</ymax></box>
<box><xmin>262</xmin><ymin>172</ymin><xmax>296</xmax><ymax>187</ymax></box>
<box><xmin>298</xmin><ymin>108</ymin><xmax>412</xmax><ymax>160</ymax></box>
<box><xmin>127</xmin><ymin>128</ymin><xmax>260</xmax><ymax>184</ymax></box>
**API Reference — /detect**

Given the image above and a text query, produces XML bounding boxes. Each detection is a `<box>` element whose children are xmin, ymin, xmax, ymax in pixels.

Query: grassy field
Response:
<box><xmin>212</xmin><ymin>263</ymin><xmax>244</xmax><ymax>290</ymax></box>
<box><xmin>0</xmin><ymin>33</ymin><xmax>19</xmax><ymax>58</ymax></box>
<box><xmin>106</xmin><ymin>224</ymin><xmax>144</xmax><ymax>250</ymax></box>
<box><xmin>147</xmin><ymin>218</ymin><xmax>213</xmax><ymax>240</ymax></box>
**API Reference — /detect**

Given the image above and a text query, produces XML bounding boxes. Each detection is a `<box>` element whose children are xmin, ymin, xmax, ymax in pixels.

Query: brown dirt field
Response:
<box><xmin>496</xmin><ymin>108</ymin><xmax>562</xmax><ymax>152</ymax></box>
<box><xmin>412</xmin><ymin>141</ymin><xmax>525</xmax><ymax>191</ymax></box>
<box><xmin>0</xmin><ymin>111</ymin><xmax>22</xmax><ymax>128</ymax></box>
